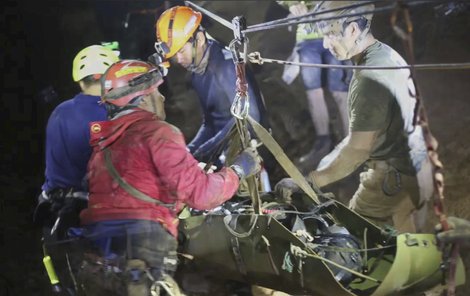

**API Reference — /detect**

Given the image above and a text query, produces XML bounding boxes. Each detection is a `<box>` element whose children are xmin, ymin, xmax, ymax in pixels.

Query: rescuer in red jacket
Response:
<box><xmin>79</xmin><ymin>59</ymin><xmax>260</xmax><ymax>295</ymax></box>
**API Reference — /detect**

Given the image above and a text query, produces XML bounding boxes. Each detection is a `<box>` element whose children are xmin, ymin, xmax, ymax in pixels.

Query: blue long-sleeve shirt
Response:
<box><xmin>42</xmin><ymin>93</ymin><xmax>107</xmax><ymax>192</ymax></box>
<box><xmin>188</xmin><ymin>40</ymin><xmax>268</xmax><ymax>161</ymax></box>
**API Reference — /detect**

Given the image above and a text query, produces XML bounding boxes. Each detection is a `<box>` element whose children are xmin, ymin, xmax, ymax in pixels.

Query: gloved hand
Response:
<box><xmin>435</xmin><ymin>216</ymin><xmax>470</xmax><ymax>245</ymax></box>
<box><xmin>274</xmin><ymin>175</ymin><xmax>322</xmax><ymax>202</ymax></box>
<box><xmin>274</xmin><ymin>178</ymin><xmax>301</xmax><ymax>202</ymax></box>
<box><xmin>231</xmin><ymin>147</ymin><xmax>261</xmax><ymax>179</ymax></box>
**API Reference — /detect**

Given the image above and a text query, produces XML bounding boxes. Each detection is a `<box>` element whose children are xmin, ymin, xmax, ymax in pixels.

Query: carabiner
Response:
<box><xmin>230</xmin><ymin>93</ymin><xmax>250</xmax><ymax>120</ymax></box>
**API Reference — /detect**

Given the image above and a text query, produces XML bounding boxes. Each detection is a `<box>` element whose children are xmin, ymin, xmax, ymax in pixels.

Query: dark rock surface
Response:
<box><xmin>1</xmin><ymin>1</ymin><xmax>469</xmax><ymax>295</ymax></box>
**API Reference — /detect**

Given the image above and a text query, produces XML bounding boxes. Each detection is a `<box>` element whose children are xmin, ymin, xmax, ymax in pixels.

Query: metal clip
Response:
<box><xmin>230</xmin><ymin>93</ymin><xmax>250</xmax><ymax>119</ymax></box>
<box><xmin>50</xmin><ymin>217</ymin><xmax>61</xmax><ymax>235</ymax></box>
<box><xmin>230</xmin><ymin>15</ymin><xmax>247</xmax><ymax>64</ymax></box>
<box><xmin>232</xmin><ymin>16</ymin><xmax>246</xmax><ymax>43</ymax></box>
<box><xmin>229</xmin><ymin>39</ymin><xmax>247</xmax><ymax>64</ymax></box>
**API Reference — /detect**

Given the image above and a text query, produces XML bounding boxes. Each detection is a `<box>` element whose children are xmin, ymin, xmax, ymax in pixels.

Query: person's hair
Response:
<box><xmin>80</xmin><ymin>75</ymin><xmax>101</xmax><ymax>88</ymax></box>
<box><xmin>343</xmin><ymin>17</ymin><xmax>370</xmax><ymax>33</ymax></box>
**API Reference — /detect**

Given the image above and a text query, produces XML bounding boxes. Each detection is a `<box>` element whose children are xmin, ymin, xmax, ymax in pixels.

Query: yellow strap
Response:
<box><xmin>247</xmin><ymin>116</ymin><xmax>320</xmax><ymax>204</ymax></box>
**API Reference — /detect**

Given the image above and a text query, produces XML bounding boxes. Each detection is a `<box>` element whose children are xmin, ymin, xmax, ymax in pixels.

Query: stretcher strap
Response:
<box><xmin>247</xmin><ymin>116</ymin><xmax>320</xmax><ymax>205</ymax></box>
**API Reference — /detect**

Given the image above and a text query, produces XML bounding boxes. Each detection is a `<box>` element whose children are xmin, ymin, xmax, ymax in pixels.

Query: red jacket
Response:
<box><xmin>80</xmin><ymin>110</ymin><xmax>239</xmax><ymax>237</ymax></box>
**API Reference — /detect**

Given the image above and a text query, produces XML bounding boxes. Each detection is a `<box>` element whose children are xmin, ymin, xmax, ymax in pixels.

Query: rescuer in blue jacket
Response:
<box><xmin>35</xmin><ymin>45</ymin><xmax>119</xmax><ymax>235</ymax></box>
<box><xmin>155</xmin><ymin>6</ymin><xmax>269</xmax><ymax>164</ymax></box>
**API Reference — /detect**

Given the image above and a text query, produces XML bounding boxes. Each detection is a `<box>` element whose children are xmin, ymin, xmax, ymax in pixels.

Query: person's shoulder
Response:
<box><xmin>156</xmin><ymin>121</ymin><xmax>182</xmax><ymax>135</ymax></box>
<box><xmin>364</xmin><ymin>41</ymin><xmax>403</xmax><ymax>66</ymax></box>
<box><xmin>54</xmin><ymin>95</ymin><xmax>76</xmax><ymax>109</ymax></box>
<box><xmin>54</xmin><ymin>93</ymin><xmax>99</xmax><ymax>110</ymax></box>
<box><xmin>139</xmin><ymin>116</ymin><xmax>183</xmax><ymax>137</ymax></box>
<box><xmin>49</xmin><ymin>95</ymin><xmax>79</xmax><ymax>117</ymax></box>
<box><xmin>143</xmin><ymin>120</ymin><xmax>186</xmax><ymax>147</ymax></box>
<box><xmin>209</xmin><ymin>41</ymin><xmax>232</xmax><ymax>62</ymax></box>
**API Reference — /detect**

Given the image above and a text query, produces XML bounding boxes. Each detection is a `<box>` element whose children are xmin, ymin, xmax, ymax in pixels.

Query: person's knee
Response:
<box><xmin>330</xmin><ymin>90</ymin><xmax>348</xmax><ymax>105</ymax></box>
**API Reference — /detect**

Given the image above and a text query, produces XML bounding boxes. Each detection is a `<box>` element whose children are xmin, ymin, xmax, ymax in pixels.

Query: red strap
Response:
<box><xmin>235</xmin><ymin>63</ymin><xmax>248</xmax><ymax>95</ymax></box>
<box><xmin>391</xmin><ymin>4</ymin><xmax>457</xmax><ymax>295</ymax></box>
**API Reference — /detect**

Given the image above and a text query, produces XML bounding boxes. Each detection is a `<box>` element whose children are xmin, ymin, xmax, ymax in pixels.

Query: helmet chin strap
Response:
<box><xmin>187</xmin><ymin>39</ymin><xmax>198</xmax><ymax>72</ymax></box>
<box><xmin>187</xmin><ymin>36</ymin><xmax>210</xmax><ymax>74</ymax></box>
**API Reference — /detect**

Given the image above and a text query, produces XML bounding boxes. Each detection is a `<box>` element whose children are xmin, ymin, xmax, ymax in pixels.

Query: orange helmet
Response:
<box><xmin>155</xmin><ymin>6</ymin><xmax>202</xmax><ymax>59</ymax></box>
<box><xmin>101</xmin><ymin>60</ymin><xmax>163</xmax><ymax>107</ymax></box>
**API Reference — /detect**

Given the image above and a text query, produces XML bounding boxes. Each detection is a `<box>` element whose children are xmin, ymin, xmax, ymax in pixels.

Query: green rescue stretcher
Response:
<box><xmin>178</xmin><ymin>193</ymin><xmax>465</xmax><ymax>296</ymax></box>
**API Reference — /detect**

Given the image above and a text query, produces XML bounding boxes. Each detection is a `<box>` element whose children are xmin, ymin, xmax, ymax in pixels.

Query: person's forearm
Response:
<box><xmin>308</xmin><ymin>145</ymin><xmax>369</xmax><ymax>187</ymax></box>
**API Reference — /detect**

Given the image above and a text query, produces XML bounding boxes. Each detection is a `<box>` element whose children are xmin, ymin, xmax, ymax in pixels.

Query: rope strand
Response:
<box><xmin>248</xmin><ymin>52</ymin><xmax>470</xmax><ymax>70</ymax></box>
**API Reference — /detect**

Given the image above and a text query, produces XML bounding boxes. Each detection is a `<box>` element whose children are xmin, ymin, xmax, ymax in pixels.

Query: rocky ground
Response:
<box><xmin>1</xmin><ymin>1</ymin><xmax>469</xmax><ymax>295</ymax></box>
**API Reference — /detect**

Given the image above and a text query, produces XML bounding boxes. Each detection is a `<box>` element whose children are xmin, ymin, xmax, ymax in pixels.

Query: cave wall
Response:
<box><xmin>1</xmin><ymin>1</ymin><xmax>469</xmax><ymax>295</ymax></box>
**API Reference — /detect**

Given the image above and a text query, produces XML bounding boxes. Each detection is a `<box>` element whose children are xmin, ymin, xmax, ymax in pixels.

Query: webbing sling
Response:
<box><xmin>103</xmin><ymin>148</ymin><xmax>175</xmax><ymax>208</ymax></box>
<box><xmin>247</xmin><ymin>116</ymin><xmax>320</xmax><ymax>205</ymax></box>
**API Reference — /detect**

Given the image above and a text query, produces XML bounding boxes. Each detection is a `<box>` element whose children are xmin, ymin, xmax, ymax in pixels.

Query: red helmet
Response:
<box><xmin>101</xmin><ymin>60</ymin><xmax>163</xmax><ymax>107</ymax></box>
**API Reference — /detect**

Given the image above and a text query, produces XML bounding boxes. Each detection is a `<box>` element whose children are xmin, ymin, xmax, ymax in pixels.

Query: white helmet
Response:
<box><xmin>72</xmin><ymin>45</ymin><xmax>120</xmax><ymax>82</ymax></box>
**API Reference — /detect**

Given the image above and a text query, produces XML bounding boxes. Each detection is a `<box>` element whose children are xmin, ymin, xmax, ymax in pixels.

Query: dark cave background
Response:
<box><xmin>1</xmin><ymin>1</ymin><xmax>470</xmax><ymax>295</ymax></box>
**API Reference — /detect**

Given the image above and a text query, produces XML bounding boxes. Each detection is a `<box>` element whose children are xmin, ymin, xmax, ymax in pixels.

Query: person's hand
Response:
<box><xmin>231</xmin><ymin>147</ymin><xmax>261</xmax><ymax>179</ymax></box>
<box><xmin>198</xmin><ymin>162</ymin><xmax>216</xmax><ymax>173</ymax></box>
<box><xmin>435</xmin><ymin>216</ymin><xmax>470</xmax><ymax>245</ymax></box>
<box><xmin>289</xmin><ymin>3</ymin><xmax>308</xmax><ymax>16</ymax></box>
<box><xmin>274</xmin><ymin>178</ymin><xmax>301</xmax><ymax>202</ymax></box>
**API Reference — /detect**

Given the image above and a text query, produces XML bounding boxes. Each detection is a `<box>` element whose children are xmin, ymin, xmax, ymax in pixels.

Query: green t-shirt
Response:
<box><xmin>348</xmin><ymin>41</ymin><xmax>417</xmax><ymax>174</ymax></box>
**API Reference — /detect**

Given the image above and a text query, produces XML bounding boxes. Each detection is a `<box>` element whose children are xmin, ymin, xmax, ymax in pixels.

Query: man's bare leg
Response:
<box><xmin>331</xmin><ymin>90</ymin><xmax>349</xmax><ymax>138</ymax></box>
<box><xmin>297</xmin><ymin>88</ymin><xmax>332</xmax><ymax>171</ymax></box>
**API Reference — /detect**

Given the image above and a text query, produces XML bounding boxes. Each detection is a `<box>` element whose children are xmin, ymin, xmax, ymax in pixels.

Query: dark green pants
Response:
<box><xmin>77</xmin><ymin>220</ymin><xmax>178</xmax><ymax>295</ymax></box>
